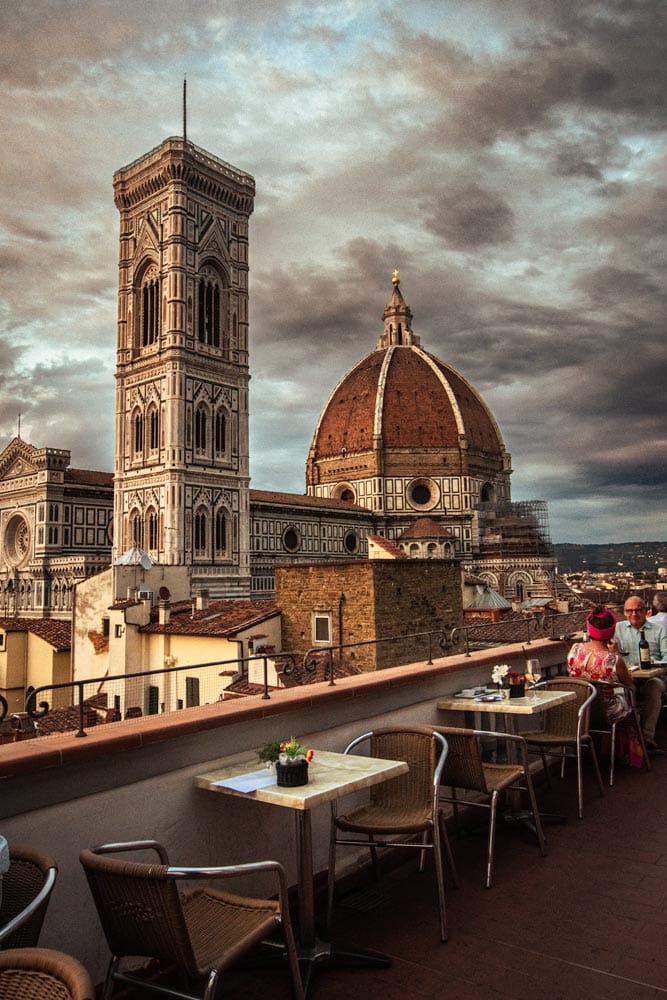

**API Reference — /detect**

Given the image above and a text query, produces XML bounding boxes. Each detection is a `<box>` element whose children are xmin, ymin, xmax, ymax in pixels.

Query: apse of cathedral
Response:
<box><xmin>0</xmin><ymin>133</ymin><xmax>556</xmax><ymax>622</ymax></box>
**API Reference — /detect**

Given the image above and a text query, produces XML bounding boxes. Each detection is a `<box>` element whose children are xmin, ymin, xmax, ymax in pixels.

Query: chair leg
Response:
<box><xmin>609</xmin><ymin>721</ymin><xmax>616</xmax><ymax>787</ymax></box>
<box><xmin>524</xmin><ymin>772</ymin><xmax>547</xmax><ymax>858</ymax></box>
<box><xmin>438</xmin><ymin>809</ymin><xmax>459</xmax><ymax>888</ymax></box>
<box><xmin>576</xmin><ymin>738</ymin><xmax>584</xmax><ymax>819</ymax></box>
<box><xmin>432</xmin><ymin>817</ymin><xmax>448</xmax><ymax>941</ymax></box>
<box><xmin>103</xmin><ymin>957</ymin><xmax>120</xmax><ymax>1000</ymax></box>
<box><xmin>203</xmin><ymin>969</ymin><xmax>221</xmax><ymax>1000</ymax></box>
<box><xmin>486</xmin><ymin>790</ymin><xmax>499</xmax><ymax>888</ymax></box>
<box><xmin>588</xmin><ymin>738</ymin><xmax>605</xmax><ymax>799</ymax></box>
<box><xmin>281</xmin><ymin>910</ymin><xmax>306</xmax><ymax>1000</ymax></box>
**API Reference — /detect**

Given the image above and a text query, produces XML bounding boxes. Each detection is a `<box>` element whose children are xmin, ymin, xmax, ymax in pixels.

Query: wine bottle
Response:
<box><xmin>639</xmin><ymin>629</ymin><xmax>651</xmax><ymax>667</ymax></box>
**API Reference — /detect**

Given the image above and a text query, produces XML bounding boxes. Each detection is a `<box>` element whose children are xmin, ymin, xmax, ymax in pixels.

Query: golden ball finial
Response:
<box><xmin>392</xmin><ymin>268</ymin><xmax>400</xmax><ymax>286</ymax></box>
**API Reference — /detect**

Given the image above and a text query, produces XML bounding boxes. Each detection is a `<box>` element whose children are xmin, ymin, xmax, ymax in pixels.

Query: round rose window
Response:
<box><xmin>5</xmin><ymin>514</ymin><xmax>31</xmax><ymax>566</ymax></box>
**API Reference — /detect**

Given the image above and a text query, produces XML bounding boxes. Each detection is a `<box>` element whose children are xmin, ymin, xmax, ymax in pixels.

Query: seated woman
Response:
<box><xmin>568</xmin><ymin>606</ymin><xmax>641</xmax><ymax>765</ymax></box>
<box><xmin>568</xmin><ymin>605</ymin><xmax>634</xmax><ymax>699</ymax></box>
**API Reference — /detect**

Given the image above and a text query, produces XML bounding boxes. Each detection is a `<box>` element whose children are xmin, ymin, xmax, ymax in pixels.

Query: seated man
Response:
<box><xmin>649</xmin><ymin>593</ymin><xmax>667</xmax><ymax>629</ymax></box>
<box><xmin>612</xmin><ymin>595</ymin><xmax>667</xmax><ymax>752</ymax></box>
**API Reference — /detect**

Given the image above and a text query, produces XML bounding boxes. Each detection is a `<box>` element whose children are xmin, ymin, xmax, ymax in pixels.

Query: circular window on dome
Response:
<box><xmin>5</xmin><ymin>513</ymin><xmax>31</xmax><ymax>566</ymax></box>
<box><xmin>282</xmin><ymin>526</ymin><xmax>301</xmax><ymax>553</ymax></box>
<box><xmin>406</xmin><ymin>478</ymin><xmax>440</xmax><ymax>512</ymax></box>
<box><xmin>333</xmin><ymin>483</ymin><xmax>356</xmax><ymax>502</ymax></box>
<box><xmin>343</xmin><ymin>530</ymin><xmax>359</xmax><ymax>554</ymax></box>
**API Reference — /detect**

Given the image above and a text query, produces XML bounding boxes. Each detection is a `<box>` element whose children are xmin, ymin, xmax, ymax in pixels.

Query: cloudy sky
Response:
<box><xmin>1</xmin><ymin>0</ymin><xmax>665</xmax><ymax>544</ymax></box>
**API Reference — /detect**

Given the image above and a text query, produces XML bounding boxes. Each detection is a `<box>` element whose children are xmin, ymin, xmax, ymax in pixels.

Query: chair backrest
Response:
<box><xmin>537</xmin><ymin>678</ymin><xmax>596</xmax><ymax>738</ymax></box>
<box><xmin>349</xmin><ymin>727</ymin><xmax>445</xmax><ymax>813</ymax></box>
<box><xmin>79</xmin><ymin>848</ymin><xmax>198</xmax><ymax>976</ymax></box>
<box><xmin>0</xmin><ymin>846</ymin><xmax>58</xmax><ymax>950</ymax></box>
<box><xmin>435</xmin><ymin>727</ymin><xmax>489</xmax><ymax>794</ymax></box>
<box><xmin>0</xmin><ymin>947</ymin><xmax>94</xmax><ymax>1000</ymax></box>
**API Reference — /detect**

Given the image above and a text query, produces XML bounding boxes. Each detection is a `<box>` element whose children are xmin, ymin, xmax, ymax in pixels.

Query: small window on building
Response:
<box><xmin>186</xmin><ymin>676</ymin><xmax>200</xmax><ymax>707</ymax></box>
<box><xmin>312</xmin><ymin>613</ymin><xmax>332</xmax><ymax>645</ymax></box>
<box><xmin>102</xmin><ymin>618</ymin><xmax>110</xmax><ymax>637</ymax></box>
<box><xmin>114</xmin><ymin>624</ymin><xmax>123</xmax><ymax>638</ymax></box>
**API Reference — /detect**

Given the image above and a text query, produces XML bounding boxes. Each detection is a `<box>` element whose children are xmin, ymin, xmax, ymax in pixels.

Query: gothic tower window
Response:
<box><xmin>146</xmin><ymin>508</ymin><xmax>158</xmax><ymax>551</ymax></box>
<box><xmin>194</xmin><ymin>403</ymin><xmax>208</xmax><ymax>453</ymax></box>
<box><xmin>141</xmin><ymin>270</ymin><xmax>161</xmax><ymax>346</ymax></box>
<box><xmin>194</xmin><ymin>507</ymin><xmax>208</xmax><ymax>557</ymax></box>
<box><xmin>148</xmin><ymin>405</ymin><xmax>159</xmax><ymax>453</ymax></box>
<box><xmin>197</xmin><ymin>271</ymin><xmax>222</xmax><ymax>347</ymax></box>
<box><xmin>130</xmin><ymin>509</ymin><xmax>143</xmax><ymax>548</ymax></box>
<box><xmin>133</xmin><ymin>409</ymin><xmax>144</xmax><ymax>457</ymax></box>
<box><xmin>215</xmin><ymin>509</ymin><xmax>227</xmax><ymax>556</ymax></box>
<box><xmin>214</xmin><ymin>408</ymin><xmax>227</xmax><ymax>456</ymax></box>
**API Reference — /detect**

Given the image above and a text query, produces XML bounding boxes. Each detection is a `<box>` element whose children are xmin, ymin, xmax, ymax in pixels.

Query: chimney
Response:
<box><xmin>195</xmin><ymin>589</ymin><xmax>209</xmax><ymax>612</ymax></box>
<box><xmin>158</xmin><ymin>601</ymin><xmax>171</xmax><ymax>626</ymax></box>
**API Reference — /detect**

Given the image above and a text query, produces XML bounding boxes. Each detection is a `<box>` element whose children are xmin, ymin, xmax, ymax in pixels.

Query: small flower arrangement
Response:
<box><xmin>491</xmin><ymin>663</ymin><xmax>510</xmax><ymax>685</ymax></box>
<box><xmin>258</xmin><ymin>736</ymin><xmax>314</xmax><ymax>766</ymax></box>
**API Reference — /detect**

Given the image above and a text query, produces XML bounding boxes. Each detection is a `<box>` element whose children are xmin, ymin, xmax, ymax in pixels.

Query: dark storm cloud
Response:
<box><xmin>421</xmin><ymin>184</ymin><xmax>514</xmax><ymax>248</ymax></box>
<box><xmin>0</xmin><ymin>1</ymin><xmax>664</xmax><ymax>542</ymax></box>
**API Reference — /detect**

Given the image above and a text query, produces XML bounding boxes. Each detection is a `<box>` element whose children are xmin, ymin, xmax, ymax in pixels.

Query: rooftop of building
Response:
<box><xmin>139</xmin><ymin>599</ymin><xmax>280</xmax><ymax>637</ymax></box>
<box><xmin>0</xmin><ymin>617</ymin><xmax>70</xmax><ymax>650</ymax></box>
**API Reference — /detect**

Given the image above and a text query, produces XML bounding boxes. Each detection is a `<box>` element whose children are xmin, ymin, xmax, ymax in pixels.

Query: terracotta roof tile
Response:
<box><xmin>140</xmin><ymin>599</ymin><xmax>280</xmax><ymax>637</ymax></box>
<box><xmin>0</xmin><ymin>617</ymin><xmax>70</xmax><ymax>650</ymax></box>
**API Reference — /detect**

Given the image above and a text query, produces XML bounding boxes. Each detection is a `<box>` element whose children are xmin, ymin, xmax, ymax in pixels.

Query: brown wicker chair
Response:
<box><xmin>522</xmin><ymin>678</ymin><xmax>605</xmax><ymax>819</ymax></box>
<box><xmin>0</xmin><ymin>847</ymin><xmax>58</xmax><ymax>950</ymax></box>
<box><xmin>0</xmin><ymin>947</ymin><xmax>94</xmax><ymax>1000</ymax></box>
<box><xmin>326</xmin><ymin>727</ymin><xmax>456</xmax><ymax>942</ymax></box>
<box><xmin>589</xmin><ymin>679</ymin><xmax>650</xmax><ymax>786</ymax></box>
<box><xmin>80</xmin><ymin>840</ymin><xmax>304</xmax><ymax>1000</ymax></box>
<box><xmin>435</xmin><ymin>726</ymin><xmax>547</xmax><ymax>888</ymax></box>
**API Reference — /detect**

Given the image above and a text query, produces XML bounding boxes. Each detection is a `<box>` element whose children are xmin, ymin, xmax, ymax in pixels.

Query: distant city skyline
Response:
<box><xmin>1</xmin><ymin>1</ymin><xmax>665</xmax><ymax>544</ymax></box>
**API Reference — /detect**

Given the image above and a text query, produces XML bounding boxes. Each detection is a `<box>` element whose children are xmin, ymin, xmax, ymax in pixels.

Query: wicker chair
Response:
<box><xmin>522</xmin><ymin>678</ymin><xmax>605</xmax><ymax>819</ymax></box>
<box><xmin>80</xmin><ymin>840</ymin><xmax>304</xmax><ymax>1000</ymax></box>
<box><xmin>589</xmin><ymin>679</ymin><xmax>650</xmax><ymax>786</ymax></box>
<box><xmin>0</xmin><ymin>948</ymin><xmax>94</xmax><ymax>1000</ymax></box>
<box><xmin>0</xmin><ymin>847</ymin><xmax>58</xmax><ymax>950</ymax></box>
<box><xmin>435</xmin><ymin>727</ymin><xmax>547</xmax><ymax>888</ymax></box>
<box><xmin>326</xmin><ymin>727</ymin><xmax>456</xmax><ymax>942</ymax></box>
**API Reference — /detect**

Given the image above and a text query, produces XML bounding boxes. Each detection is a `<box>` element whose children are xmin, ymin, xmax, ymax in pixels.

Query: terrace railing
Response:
<box><xmin>3</xmin><ymin>612</ymin><xmax>584</xmax><ymax>737</ymax></box>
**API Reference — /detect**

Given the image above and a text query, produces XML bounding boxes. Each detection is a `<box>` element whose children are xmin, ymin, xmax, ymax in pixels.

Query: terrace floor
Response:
<box><xmin>111</xmin><ymin>725</ymin><xmax>667</xmax><ymax>1000</ymax></box>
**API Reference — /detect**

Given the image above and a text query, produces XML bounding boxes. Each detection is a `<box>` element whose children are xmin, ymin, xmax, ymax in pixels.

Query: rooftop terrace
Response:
<box><xmin>1</xmin><ymin>637</ymin><xmax>663</xmax><ymax>998</ymax></box>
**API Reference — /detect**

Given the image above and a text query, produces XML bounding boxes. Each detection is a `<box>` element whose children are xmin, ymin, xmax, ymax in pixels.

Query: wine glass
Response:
<box><xmin>527</xmin><ymin>659</ymin><xmax>541</xmax><ymax>686</ymax></box>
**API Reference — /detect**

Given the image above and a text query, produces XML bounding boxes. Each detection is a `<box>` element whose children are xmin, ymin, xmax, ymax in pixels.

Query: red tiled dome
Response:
<box><xmin>310</xmin><ymin>344</ymin><xmax>504</xmax><ymax>460</ymax></box>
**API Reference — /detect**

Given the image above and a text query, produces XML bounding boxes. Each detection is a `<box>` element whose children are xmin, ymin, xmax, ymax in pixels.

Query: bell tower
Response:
<box><xmin>113</xmin><ymin>137</ymin><xmax>255</xmax><ymax>597</ymax></box>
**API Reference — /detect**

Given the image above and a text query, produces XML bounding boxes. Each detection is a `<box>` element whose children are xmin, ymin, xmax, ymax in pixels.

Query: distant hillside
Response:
<box><xmin>554</xmin><ymin>542</ymin><xmax>667</xmax><ymax>574</ymax></box>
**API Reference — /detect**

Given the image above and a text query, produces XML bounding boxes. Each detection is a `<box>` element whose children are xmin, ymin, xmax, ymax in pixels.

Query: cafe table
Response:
<box><xmin>196</xmin><ymin>748</ymin><xmax>408</xmax><ymax>991</ymax></box>
<box><xmin>437</xmin><ymin>687</ymin><xmax>577</xmax><ymax>827</ymax></box>
<box><xmin>631</xmin><ymin>665</ymin><xmax>667</xmax><ymax>679</ymax></box>
<box><xmin>436</xmin><ymin>687</ymin><xmax>576</xmax><ymax>733</ymax></box>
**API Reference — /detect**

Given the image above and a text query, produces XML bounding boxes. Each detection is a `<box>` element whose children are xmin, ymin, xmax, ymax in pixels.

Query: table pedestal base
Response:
<box><xmin>298</xmin><ymin>939</ymin><xmax>391</xmax><ymax>995</ymax></box>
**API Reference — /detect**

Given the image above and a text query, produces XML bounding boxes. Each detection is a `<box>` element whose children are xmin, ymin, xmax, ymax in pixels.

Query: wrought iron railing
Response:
<box><xmin>1</xmin><ymin>613</ymin><xmax>583</xmax><ymax>738</ymax></box>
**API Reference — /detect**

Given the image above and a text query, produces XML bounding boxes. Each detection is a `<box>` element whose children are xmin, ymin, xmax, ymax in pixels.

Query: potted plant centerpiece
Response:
<box><xmin>258</xmin><ymin>737</ymin><xmax>314</xmax><ymax>787</ymax></box>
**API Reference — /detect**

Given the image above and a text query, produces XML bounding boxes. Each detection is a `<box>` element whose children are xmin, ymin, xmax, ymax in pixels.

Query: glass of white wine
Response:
<box><xmin>527</xmin><ymin>659</ymin><xmax>541</xmax><ymax>686</ymax></box>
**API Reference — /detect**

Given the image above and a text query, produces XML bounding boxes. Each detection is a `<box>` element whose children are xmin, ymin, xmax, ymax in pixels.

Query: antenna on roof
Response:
<box><xmin>183</xmin><ymin>75</ymin><xmax>187</xmax><ymax>142</ymax></box>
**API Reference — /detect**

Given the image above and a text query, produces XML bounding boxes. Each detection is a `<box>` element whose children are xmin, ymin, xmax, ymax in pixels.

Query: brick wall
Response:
<box><xmin>275</xmin><ymin>559</ymin><xmax>463</xmax><ymax>672</ymax></box>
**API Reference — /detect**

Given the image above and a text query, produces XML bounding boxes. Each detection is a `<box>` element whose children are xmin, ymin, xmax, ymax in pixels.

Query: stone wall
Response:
<box><xmin>275</xmin><ymin>559</ymin><xmax>463</xmax><ymax>671</ymax></box>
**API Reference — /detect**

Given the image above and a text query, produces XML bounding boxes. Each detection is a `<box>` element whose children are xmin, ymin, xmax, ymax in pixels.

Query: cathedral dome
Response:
<box><xmin>307</xmin><ymin>275</ymin><xmax>510</xmax><ymax>512</ymax></box>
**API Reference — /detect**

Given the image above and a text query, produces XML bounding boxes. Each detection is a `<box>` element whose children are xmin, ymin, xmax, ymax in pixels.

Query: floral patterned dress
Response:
<box><xmin>567</xmin><ymin>643</ymin><xmax>641</xmax><ymax>766</ymax></box>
